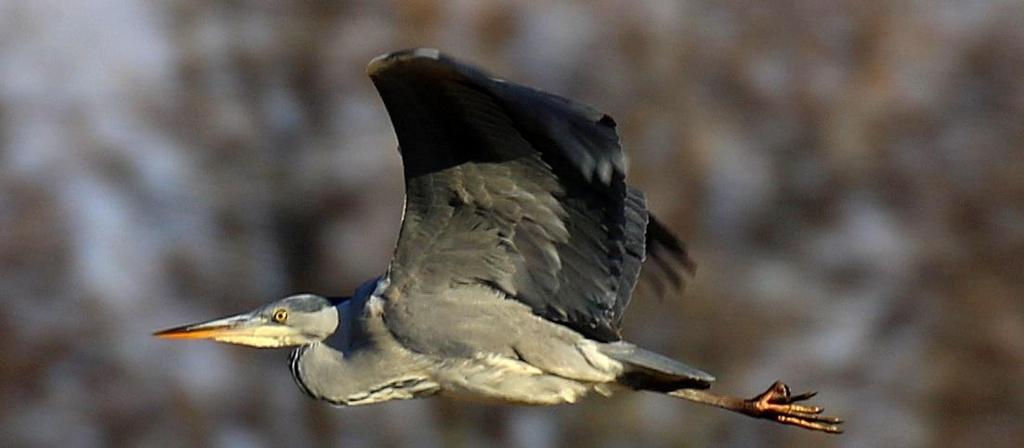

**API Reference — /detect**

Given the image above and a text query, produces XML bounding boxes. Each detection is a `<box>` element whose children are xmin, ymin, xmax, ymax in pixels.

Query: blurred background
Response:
<box><xmin>2</xmin><ymin>0</ymin><xmax>1022</xmax><ymax>447</ymax></box>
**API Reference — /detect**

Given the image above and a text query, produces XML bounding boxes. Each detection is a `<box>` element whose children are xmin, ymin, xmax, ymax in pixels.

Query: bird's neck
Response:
<box><xmin>289</xmin><ymin>311</ymin><xmax>441</xmax><ymax>407</ymax></box>
<box><xmin>289</xmin><ymin>343</ymin><xmax>320</xmax><ymax>400</ymax></box>
<box><xmin>290</xmin><ymin>341</ymin><xmax>363</xmax><ymax>405</ymax></box>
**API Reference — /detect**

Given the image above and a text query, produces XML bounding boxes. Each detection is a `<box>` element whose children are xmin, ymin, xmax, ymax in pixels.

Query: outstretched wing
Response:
<box><xmin>369</xmin><ymin>49</ymin><xmax>694</xmax><ymax>342</ymax></box>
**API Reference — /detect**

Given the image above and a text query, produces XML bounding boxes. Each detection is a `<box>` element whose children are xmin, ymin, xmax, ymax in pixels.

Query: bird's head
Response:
<box><xmin>154</xmin><ymin>294</ymin><xmax>339</xmax><ymax>348</ymax></box>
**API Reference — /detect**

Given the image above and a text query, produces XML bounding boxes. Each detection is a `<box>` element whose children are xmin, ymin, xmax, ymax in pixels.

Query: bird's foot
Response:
<box><xmin>739</xmin><ymin>381</ymin><xmax>843</xmax><ymax>433</ymax></box>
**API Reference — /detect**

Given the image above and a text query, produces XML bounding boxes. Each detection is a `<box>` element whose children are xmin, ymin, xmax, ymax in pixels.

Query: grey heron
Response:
<box><xmin>155</xmin><ymin>48</ymin><xmax>842</xmax><ymax>434</ymax></box>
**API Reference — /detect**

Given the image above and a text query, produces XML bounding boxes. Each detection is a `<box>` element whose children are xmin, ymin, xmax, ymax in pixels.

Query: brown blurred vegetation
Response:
<box><xmin>1</xmin><ymin>1</ymin><xmax>1022</xmax><ymax>447</ymax></box>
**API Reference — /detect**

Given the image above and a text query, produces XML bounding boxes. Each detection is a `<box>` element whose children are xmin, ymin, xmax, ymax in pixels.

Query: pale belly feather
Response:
<box><xmin>431</xmin><ymin>352</ymin><xmax>618</xmax><ymax>405</ymax></box>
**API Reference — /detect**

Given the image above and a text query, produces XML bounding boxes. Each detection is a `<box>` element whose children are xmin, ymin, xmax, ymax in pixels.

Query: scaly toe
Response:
<box><xmin>786</xmin><ymin>403</ymin><xmax>824</xmax><ymax>414</ymax></box>
<box><xmin>776</xmin><ymin>415</ymin><xmax>844</xmax><ymax>434</ymax></box>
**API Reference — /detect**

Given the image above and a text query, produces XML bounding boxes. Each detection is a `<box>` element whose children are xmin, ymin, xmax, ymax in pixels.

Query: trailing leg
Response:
<box><xmin>669</xmin><ymin>381</ymin><xmax>843</xmax><ymax>434</ymax></box>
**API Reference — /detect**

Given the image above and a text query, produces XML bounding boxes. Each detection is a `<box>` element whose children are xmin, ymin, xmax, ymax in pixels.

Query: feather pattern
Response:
<box><xmin>369</xmin><ymin>49</ymin><xmax>694</xmax><ymax>342</ymax></box>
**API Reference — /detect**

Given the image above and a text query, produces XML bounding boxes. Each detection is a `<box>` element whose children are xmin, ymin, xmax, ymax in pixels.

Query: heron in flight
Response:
<box><xmin>156</xmin><ymin>48</ymin><xmax>842</xmax><ymax>433</ymax></box>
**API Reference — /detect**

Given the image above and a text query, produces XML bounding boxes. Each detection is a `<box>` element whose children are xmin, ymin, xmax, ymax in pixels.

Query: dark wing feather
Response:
<box><xmin>640</xmin><ymin>216</ymin><xmax>698</xmax><ymax>298</ymax></box>
<box><xmin>369</xmin><ymin>49</ymin><xmax>692</xmax><ymax>341</ymax></box>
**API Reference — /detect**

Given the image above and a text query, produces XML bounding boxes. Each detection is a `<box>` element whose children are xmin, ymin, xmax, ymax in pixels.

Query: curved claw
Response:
<box><xmin>746</xmin><ymin>381</ymin><xmax>844</xmax><ymax>434</ymax></box>
<box><xmin>787</xmin><ymin>390</ymin><xmax>818</xmax><ymax>402</ymax></box>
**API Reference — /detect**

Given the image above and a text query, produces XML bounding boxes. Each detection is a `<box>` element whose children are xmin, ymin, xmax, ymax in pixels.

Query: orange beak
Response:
<box><xmin>153</xmin><ymin>312</ymin><xmax>297</xmax><ymax>348</ymax></box>
<box><xmin>154</xmin><ymin>313</ymin><xmax>255</xmax><ymax>341</ymax></box>
<box><xmin>153</xmin><ymin>324</ymin><xmax>233</xmax><ymax>340</ymax></box>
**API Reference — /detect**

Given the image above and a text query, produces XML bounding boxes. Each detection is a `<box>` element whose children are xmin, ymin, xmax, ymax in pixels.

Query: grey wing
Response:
<box><xmin>369</xmin><ymin>49</ymin><xmax>694</xmax><ymax>342</ymax></box>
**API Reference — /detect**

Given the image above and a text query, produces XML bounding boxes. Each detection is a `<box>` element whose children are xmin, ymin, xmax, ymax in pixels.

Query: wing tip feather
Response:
<box><xmin>367</xmin><ymin>48</ymin><xmax>442</xmax><ymax>77</ymax></box>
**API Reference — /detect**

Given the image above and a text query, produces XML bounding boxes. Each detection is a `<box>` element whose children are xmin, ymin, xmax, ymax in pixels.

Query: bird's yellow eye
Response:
<box><xmin>272</xmin><ymin>309</ymin><xmax>288</xmax><ymax>323</ymax></box>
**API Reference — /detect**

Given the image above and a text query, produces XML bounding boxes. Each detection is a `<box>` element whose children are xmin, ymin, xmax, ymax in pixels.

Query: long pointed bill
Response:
<box><xmin>154</xmin><ymin>312</ymin><xmax>298</xmax><ymax>348</ymax></box>
<box><xmin>153</xmin><ymin>313</ymin><xmax>254</xmax><ymax>340</ymax></box>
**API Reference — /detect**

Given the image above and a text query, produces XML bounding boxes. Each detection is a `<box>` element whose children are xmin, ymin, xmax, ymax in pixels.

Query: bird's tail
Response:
<box><xmin>599</xmin><ymin>342</ymin><xmax>715</xmax><ymax>391</ymax></box>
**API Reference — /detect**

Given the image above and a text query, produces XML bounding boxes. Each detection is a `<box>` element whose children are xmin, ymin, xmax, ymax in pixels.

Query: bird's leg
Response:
<box><xmin>670</xmin><ymin>381</ymin><xmax>843</xmax><ymax>433</ymax></box>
